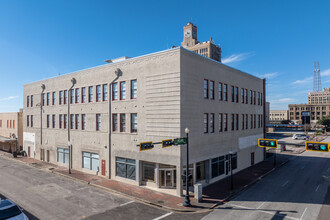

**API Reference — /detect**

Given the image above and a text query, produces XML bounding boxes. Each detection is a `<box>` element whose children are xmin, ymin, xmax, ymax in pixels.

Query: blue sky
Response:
<box><xmin>0</xmin><ymin>0</ymin><xmax>330</xmax><ymax>112</ymax></box>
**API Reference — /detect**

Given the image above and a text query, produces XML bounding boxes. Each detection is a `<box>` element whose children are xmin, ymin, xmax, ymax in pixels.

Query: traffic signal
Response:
<box><xmin>305</xmin><ymin>141</ymin><xmax>329</xmax><ymax>152</ymax></box>
<box><xmin>140</xmin><ymin>142</ymin><xmax>154</xmax><ymax>151</ymax></box>
<box><xmin>258</xmin><ymin>138</ymin><xmax>278</xmax><ymax>148</ymax></box>
<box><xmin>162</xmin><ymin>139</ymin><xmax>173</xmax><ymax>148</ymax></box>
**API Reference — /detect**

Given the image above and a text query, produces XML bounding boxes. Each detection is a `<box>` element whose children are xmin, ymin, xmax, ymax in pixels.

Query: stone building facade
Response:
<box><xmin>269</xmin><ymin>110</ymin><xmax>289</xmax><ymax>123</ymax></box>
<box><xmin>308</xmin><ymin>88</ymin><xmax>330</xmax><ymax>104</ymax></box>
<box><xmin>0</xmin><ymin>110</ymin><xmax>23</xmax><ymax>152</ymax></box>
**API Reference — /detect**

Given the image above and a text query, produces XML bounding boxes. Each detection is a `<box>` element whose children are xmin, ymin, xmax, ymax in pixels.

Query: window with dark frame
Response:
<box><xmin>112</xmin><ymin>82</ymin><xmax>118</xmax><ymax>100</ymax></box>
<box><xmin>27</xmin><ymin>115</ymin><xmax>29</xmax><ymax>127</ymax></box>
<box><xmin>131</xmin><ymin>113</ymin><xmax>137</xmax><ymax>133</ymax></box>
<box><xmin>31</xmin><ymin>95</ymin><xmax>33</xmax><ymax>107</ymax></box>
<box><xmin>81</xmin><ymin>114</ymin><xmax>86</xmax><ymax>130</ymax></box>
<box><xmin>204</xmin><ymin>113</ymin><xmax>208</xmax><ymax>133</ymax></box>
<box><xmin>253</xmin><ymin>91</ymin><xmax>256</xmax><ymax>105</ymax></box>
<box><xmin>82</xmin><ymin>87</ymin><xmax>86</xmax><ymax>103</ymax></box>
<box><xmin>112</xmin><ymin>114</ymin><xmax>118</xmax><ymax>132</ymax></box>
<box><xmin>64</xmin><ymin>90</ymin><xmax>67</xmax><ymax>104</ymax></box>
<box><xmin>241</xmin><ymin>88</ymin><xmax>244</xmax><ymax>103</ymax></box>
<box><xmin>245</xmin><ymin>89</ymin><xmax>248</xmax><ymax>104</ymax></box>
<box><xmin>210</xmin><ymin>113</ymin><xmax>214</xmax><ymax>133</ymax></box>
<box><xmin>236</xmin><ymin>114</ymin><xmax>239</xmax><ymax>130</ymax></box>
<box><xmin>47</xmin><ymin>115</ymin><xmax>50</xmax><ymax>128</ymax></box>
<box><xmin>204</xmin><ymin>79</ymin><xmax>208</xmax><ymax>99</ymax></box>
<box><xmin>231</xmin><ymin>114</ymin><xmax>234</xmax><ymax>130</ymax></box>
<box><xmin>224</xmin><ymin>84</ymin><xmax>228</xmax><ymax>101</ymax></box>
<box><xmin>52</xmin><ymin>114</ymin><xmax>55</xmax><ymax>128</ymax></box>
<box><xmin>120</xmin><ymin>114</ymin><xmax>126</xmax><ymax>132</ymax></box>
<box><xmin>64</xmin><ymin>114</ymin><xmax>67</xmax><ymax>129</ymax></box>
<box><xmin>70</xmin><ymin>114</ymin><xmax>74</xmax><ymax>129</ymax></box>
<box><xmin>218</xmin><ymin>82</ymin><xmax>223</xmax><ymax>100</ymax></box>
<box><xmin>250</xmin><ymin>90</ymin><xmax>252</xmax><ymax>104</ymax></box>
<box><xmin>120</xmin><ymin>82</ymin><xmax>126</xmax><ymax>100</ymax></box>
<box><xmin>59</xmin><ymin>114</ymin><xmax>62</xmax><ymax>129</ymax></box>
<box><xmin>70</xmin><ymin>89</ymin><xmax>74</xmax><ymax>104</ymax></box>
<box><xmin>52</xmin><ymin>92</ymin><xmax>56</xmax><ymax>105</ymax></box>
<box><xmin>235</xmin><ymin>87</ymin><xmax>238</xmax><ymax>103</ymax></box>
<box><xmin>103</xmin><ymin>84</ymin><xmax>108</xmax><ymax>101</ymax></box>
<box><xmin>246</xmin><ymin>114</ymin><xmax>248</xmax><ymax>129</ymax></box>
<box><xmin>254</xmin><ymin>114</ymin><xmax>256</xmax><ymax>128</ymax></box>
<box><xmin>42</xmin><ymin>93</ymin><xmax>45</xmax><ymax>106</ymax></box>
<box><xmin>47</xmin><ymin>92</ymin><xmax>50</xmax><ymax>106</ymax></box>
<box><xmin>210</xmin><ymin>81</ymin><xmax>214</xmax><ymax>100</ymax></box>
<box><xmin>75</xmin><ymin>114</ymin><xmax>79</xmax><ymax>129</ymax></box>
<box><xmin>219</xmin><ymin>113</ymin><xmax>223</xmax><ymax>132</ymax></box>
<box><xmin>224</xmin><ymin>113</ymin><xmax>228</xmax><ymax>131</ymax></box>
<box><xmin>31</xmin><ymin>115</ymin><xmax>33</xmax><ymax>127</ymax></box>
<box><xmin>75</xmin><ymin>88</ymin><xmax>80</xmax><ymax>103</ymax></box>
<box><xmin>116</xmin><ymin>157</ymin><xmax>136</xmax><ymax>180</ymax></box>
<box><xmin>59</xmin><ymin>91</ymin><xmax>63</xmax><ymax>105</ymax></box>
<box><xmin>242</xmin><ymin>114</ymin><xmax>244</xmax><ymax>130</ymax></box>
<box><xmin>96</xmin><ymin>114</ymin><xmax>101</xmax><ymax>131</ymax></box>
<box><xmin>88</xmin><ymin>86</ymin><xmax>93</xmax><ymax>102</ymax></box>
<box><xmin>96</xmin><ymin>85</ymin><xmax>101</xmax><ymax>102</ymax></box>
<box><xmin>131</xmin><ymin>80</ymin><xmax>137</xmax><ymax>99</ymax></box>
<box><xmin>231</xmin><ymin>86</ymin><xmax>234</xmax><ymax>102</ymax></box>
<box><xmin>250</xmin><ymin>114</ymin><xmax>253</xmax><ymax>129</ymax></box>
<box><xmin>211</xmin><ymin>156</ymin><xmax>225</xmax><ymax>178</ymax></box>
<box><xmin>27</xmin><ymin>96</ymin><xmax>29</xmax><ymax>107</ymax></box>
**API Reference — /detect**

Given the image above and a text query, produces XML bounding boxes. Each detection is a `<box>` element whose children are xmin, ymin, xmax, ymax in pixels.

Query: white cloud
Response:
<box><xmin>222</xmin><ymin>52</ymin><xmax>253</xmax><ymax>64</ymax></box>
<box><xmin>256</xmin><ymin>72</ymin><xmax>279</xmax><ymax>79</ymax></box>
<box><xmin>0</xmin><ymin>96</ymin><xmax>18</xmax><ymax>102</ymax></box>
<box><xmin>269</xmin><ymin>97</ymin><xmax>295</xmax><ymax>104</ymax></box>
<box><xmin>321</xmin><ymin>69</ymin><xmax>330</xmax><ymax>76</ymax></box>
<box><xmin>292</xmin><ymin>77</ymin><xmax>313</xmax><ymax>85</ymax></box>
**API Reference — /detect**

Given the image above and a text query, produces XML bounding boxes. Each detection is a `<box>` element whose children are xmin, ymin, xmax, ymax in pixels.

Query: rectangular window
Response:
<box><xmin>253</xmin><ymin>91</ymin><xmax>256</xmax><ymax>105</ymax></box>
<box><xmin>219</xmin><ymin>113</ymin><xmax>223</xmax><ymax>132</ymax></box>
<box><xmin>103</xmin><ymin>84</ymin><xmax>108</xmax><ymax>101</ymax></box>
<box><xmin>131</xmin><ymin>113</ymin><xmax>137</xmax><ymax>133</ymax></box>
<box><xmin>254</xmin><ymin>114</ymin><xmax>256</xmax><ymax>128</ymax></box>
<box><xmin>52</xmin><ymin>92</ymin><xmax>56</xmax><ymax>105</ymax></box>
<box><xmin>42</xmin><ymin>93</ymin><xmax>45</xmax><ymax>106</ymax></box>
<box><xmin>47</xmin><ymin>115</ymin><xmax>50</xmax><ymax>128</ymax></box>
<box><xmin>47</xmin><ymin>92</ymin><xmax>50</xmax><ymax>106</ymax></box>
<box><xmin>64</xmin><ymin>90</ymin><xmax>68</xmax><ymax>104</ymax></box>
<box><xmin>241</xmin><ymin>89</ymin><xmax>244</xmax><ymax>103</ymax></box>
<box><xmin>204</xmin><ymin>113</ymin><xmax>208</xmax><ymax>133</ymax></box>
<box><xmin>261</xmin><ymin>93</ymin><xmax>263</xmax><ymax>106</ymax></box>
<box><xmin>27</xmin><ymin>115</ymin><xmax>29</xmax><ymax>127</ymax></box>
<box><xmin>82</xmin><ymin>87</ymin><xmax>86</xmax><ymax>103</ymax></box>
<box><xmin>224</xmin><ymin>114</ymin><xmax>228</xmax><ymax>131</ymax></box>
<box><xmin>59</xmin><ymin>91</ymin><xmax>63</xmax><ymax>105</ymax></box>
<box><xmin>250</xmin><ymin>90</ymin><xmax>253</xmax><ymax>104</ymax></box>
<box><xmin>75</xmin><ymin>88</ymin><xmax>80</xmax><ymax>103</ymax></box>
<box><xmin>236</xmin><ymin>114</ymin><xmax>239</xmax><ymax>130</ymax></box>
<box><xmin>250</xmin><ymin>114</ymin><xmax>253</xmax><ymax>129</ymax></box>
<box><xmin>70</xmin><ymin>89</ymin><xmax>74</xmax><ymax>104</ymax></box>
<box><xmin>83</xmin><ymin>152</ymin><xmax>99</xmax><ymax>172</ymax></box>
<box><xmin>96</xmin><ymin>114</ymin><xmax>101</xmax><ymax>131</ymax></box>
<box><xmin>27</xmin><ymin>96</ymin><xmax>29</xmax><ymax>107</ymax></box>
<box><xmin>258</xmin><ymin>115</ymin><xmax>260</xmax><ymax>128</ymax></box>
<box><xmin>88</xmin><ymin>86</ymin><xmax>93</xmax><ymax>102</ymax></box>
<box><xmin>131</xmin><ymin>80</ymin><xmax>137</xmax><ymax>99</ymax></box>
<box><xmin>218</xmin><ymin>83</ymin><xmax>223</xmax><ymax>100</ymax></box>
<box><xmin>231</xmin><ymin>86</ymin><xmax>234</xmax><ymax>102</ymax></box>
<box><xmin>210</xmin><ymin>81</ymin><xmax>214</xmax><ymax>100</ymax></box>
<box><xmin>142</xmin><ymin>162</ymin><xmax>155</xmax><ymax>182</ymax></box>
<box><xmin>31</xmin><ymin>95</ymin><xmax>33</xmax><ymax>107</ymax></box>
<box><xmin>242</xmin><ymin>114</ymin><xmax>245</xmax><ymax>130</ymax></box>
<box><xmin>204</xmin><ymin>79</ymin><xmax>208</xmax><ymax>99</ymax></box>
<box><xmin>231</xmin><ymin>153</ymin><xmax>238</xmax><ymax>170</ymax></box>
<box><xmin>112</xmin><ymin>82</ymin><xmax>118</xmax><ymax>100</ymax></box>
<box><xmin>210</xmin><ymin>113</ymin><xmax>214</xmax><ymax>133</ymax></box>
<box><xmin>112</xmin><ymin>114</ymin><xmax>118</xmax><ymax>132</ymax></box>
<box><xmin>64</xmin><ymin>114</ymin><xmax>67</xmax><ymax>129</ymax></box>
<box><xmin>96</xmin><ymin>85</ymin><xmax>101</xmax><ymax>102</ymax></box>
<box><xmin>231</xmin><ymin>114</ymin><xmax>235</xmax><ymax>130</ymax></box>
<box><xmin>70</xmin><ymin>114</ymin><xmax>74</xmax><ymax>129</ymax></box>
<box><xmin>245</xmin><ymin>89</ymin><xmax>248</xmax><ymax>104</ymax></box>
<box><xmin>57</xmin><ymin>148</ymin><xmax>69</xmax><ymax>164</ymax></box>
<box><xmin>81</xmin><ymin>114</ymin><xmax>86</xmax><ymax>130</ymax></box>
<box><xmin>246</xmin><ymin>114</ymin><xmax>248</xmax><ymax>129</ymax></box>
<box><xmin>258</xmin><ymin>92</ymin><xmax>260</xmax><ymax>105</ymax></box>
<box><xmin>75</xmin><ymin>114</ymin><xmax>79</xmax><ymax>129</ymax></box>
<box><xmin>120</xmin><ymin>81</ymin><xmax>126</xmax><ymax>100</ymax></box>
<box><xmin>196</xmin><ymin>161</ymin><xmax>206</xmax><ymax>182</ymax></box>
<box><xmin>52</xmin><ymin>114</ymin><xmax>55</xmax><ymax>128</ymax></box>
<box><xmin>120</xmin><ymin>114</ymin><xmax>126</xmax><ymax>132</ymax></box>
<box><xmin>59</xmin><ymin>114</ymin><xmax>63</xmax><ymax>129</ymax></box>
<box><xmin>211</xmin><ymin>156</ymin><xmax>225</xmax><ymax>178</ymax></box>
<box><xmin>235</xmin><ymin>87</ymin><xmax>238</xmax><ymax>103</ymax></box>
<box><xmin>31</xmin><ymin>115</ymin><xmax>33</xmax><ymax>127</ymax></box>
<box><xmin>224</xmin><ymin>84</ymin><xmax>228</xmax><ymax>101</ymax></box>
<box><xmin>116</xmin><ymin>157</ymin><xmax>136</xmax><ymax>180</ymax></box>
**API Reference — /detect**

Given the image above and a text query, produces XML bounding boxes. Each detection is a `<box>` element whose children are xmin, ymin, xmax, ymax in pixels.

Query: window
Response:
<box><xmin>241</xmin><ymin>89</ymin><xmax>244</xmax><ymax>103</ymax></box>
<box><xmin>236</xmin><ymin>114</ymin><xmax>239</xmax><ymax>130</ymax></box>
<box><xmin>75</xmin><ymin>114</ymin><xmax>79</xmax><ymax>129</ymax></box>
<box><xmin>131</xmin><ymin>80</ymin><xmax>137</xmax><ymax>99</ymax></box>
<box><xmin>59</xmin><ymin>114</ymin><xmax>63</xmax><ymax>129</ymax></box>
<box><xmin>131</xmin><ymin>113</ymin><xmax>137</xmax><ymax>133</ymax></box>
<box><xmin>57</xmin><ymin>148</ymin><xmax>69</xmax><ymax>164</ymax></box>
<box><xmin>47</xmin><ymin>115</ymin><xmax>50</xmax><ymax>128</ymax></box>
<box><xmin>204</xmin><ymin>79</ymin><xmax>208</xmax><ymax>99</ymax></box>
<box><xmin>142</xmin><ymin>162</ymin><xmax>155</xmax><ymax>182</ymax></box>
<box><xmin>253</xmin><ymin>91</ymin><xmax>256</xmax><ymax>105</ymax></box>
<box><xmin>112</xmin><ymin>82</ymin><xmax>118</xmax><ymax>100</ymax></box>
<box><xmin>242</xmin><ymin>114</ymin><xmax>245</xmax><ymax>130</ymax></box>
<box><xmin>31</xmin><ymin>95</ymin><xmax>33</xmax><ymax>107</ymax></box>
<box><xmin>96</xmin><ymin>85</ymin><xmax>101</xmax><ymax>102</ymax></box>
<box><xmin>31</xmin><ymin>115</ymin><xmax>34</xmax><ymax>127</ymax></box>
<box><xmin>261</xmin><ymin>93</ymin><xmax>263</xmax><ymax>106</ymax></box>
<box><xmin>103</xmin><ymin>84</ymin><xmax>108</xmax><ymax>101</ymax></box>
<box><xmin>231</xmin><ymin>153</ymin><xmax>238</xmax><ymax>170</ymax></box>
<box><xmin>70</xmin><ymin>114</ymin><xmax>74</xmax><ymax>129</ymax></box>
<box><xmin>42</xmin><ymin>93</ymin><xmax>45</xmax><ymax>106</ymax></box>
<box><xmin>70</xmin><ymin>89</ymin><xmax>74</xmax><ymax>104</ymax></box>
<box><xmin>235</xmin><ymin>87</ymin><xmax>238</xmax><ymax>103</ymax></box>
<box><xmin>52</xmin><ymin>92</ymin><xmax>56</xmax><ymax>105</ymax></box>
<box><xmin>120</xmin><ymin>81</ymin><xmax>126</xmax><ymax>100</ymax></box>
<box><xmin>254</xmin><ymin>114</ymin><xmax>256</xmax><ymax>128</ymax></box>
<box><xmin>75</xmin><ymin>88</ymin><xmax>80</xmax><ymax>103</ymax></box>
<box><xmin>224</xmin><ymin>84</ymin><xmax>228</xmax><ymax>101</ymax></box>
<box><xmin>83</xmin><ymin>152</ymin><xmax>99</xmax><ymax>172</ymax></box>
<box><xmin>27</xmin><ymin>116</ymin><xmax>29</xmax><ymax>127</ymax></box>
<box><xmin>64</xmin><ymin>90</ymin><xmax>68</xmax><ymax>104</ymax></box>
<box><xmin>245</xmin><ymin>89</ymin><xmax>248</xmax><ymax>104</ymax></box>
<box><xmin>81</xmin><ymin>114</ymin><xmax>86</xmax><ymax>130</ymax></box>
<box><xmin>27</xmin><ymin>96</ymin><xmax>29</xmax><ymax>107</ymax></box>
<box><xmin>88</xmin><ymin>86</ymin><xmax>93</xmax><ymax>102</ymax></box>
<box><xmin>96</xmin><ymin>114</ymin><xmax>101</xmax><ymax>131</ymax></box>
<box><xmin>224</xmin><ymin>114</ymin><xmax>228</xmax><ymax>131</ymax></box>
<box><xmin>212</xmin><ymin>156</ymin><xmax>225</xmax><ymax>178</ymax></box>
<box><xmin>116</xmin><ymin>157</ymin><xmax>136</xmax><ymax>180</ymax></box>
<box><xmin>210</xmin><ymin>113</ymin><xmax>214</xmax><ymax>133</ymax></box>
<box><xmin>258</xmin><ymin>115</ymin><xmax>260</xmax><ymax>128</ymax></box>
<box><xmin>196</xmin><ymin>161</ymin><xmax>206</xmax><ymax>182</ymax></box>
<box><xmin>64</xmin><ymin>114</ymin><xmax>67</xmax><ymax>129</ymax></box>
<box><xmin>210</xmin><ymin>81</ymin><xmax>214</xmax><ymax>100</ymax></box>
<box><xmin>112</xmin><ymin>114</ymin><xmax>118</xmax><ymax>132</ymax></box>
<box><xmin>250</xmin><ymin>114</ymin><xmax>253</xmax><ymax>129</ymax></box>
<box><xmin>204</xmin><ymin>113</ymin><xmax>208</xmax><ymax>133</ymax></box>
<box><xmin>52</xmin><ymin>114</ymin><xmax>55</xmax><ymax>128</ymax></box>
<box><xmin>219</xmin><ymin>113</ymin><xmax>223</xmax><ymax>132</ymax></box>
<box><xmin>231</xmin><ymin>114</ymin><xmax>235</xmax><ymax>130</ymax></box>
<box><xmin>59</xmin><ymin>91</ymin><xmax>63</xmax><ymax>105</ymax></box>
<box><xmin>250</xmin><ymin>90</ymin><xmax>253</xmax><ymax>104</ymax></box>
<box><xmin>218</xmin><ymin>83</ymin><xmax>223</xmax><ymax>100</ymax></box>
<box><xmin>120</xmin><ymin>114</ymin><xmax>125</xmax><ymax>132</ymax></box>
<box><xmin>231</xmin><ymin>86</ymin><xmax>234</xmax><ymax>102</ymax></box>
<box><xmin>82</xmin><ymin>87</ymin><xmax>86</xmax><ymax>103</ymax></box>
<box><xmin>258</xmin><ymin>92</ymin><xmax>260</xmax><ymax>105</ymax></box>
<box><xmin>47</xmin><ymin>92</ymin><xmax>50</xmax><ymax>106</ymax></box>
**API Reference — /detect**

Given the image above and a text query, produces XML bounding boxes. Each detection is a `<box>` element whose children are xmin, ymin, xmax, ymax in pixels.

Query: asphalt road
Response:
<box><xmin>203</xmin><ymin>136</ymin><xmax>330</xmax><ymax>220</ymax></box>
<box><xmin>0</xmin><ymin>156</ymin><xmax>208</xmax><ymax>220</ymax></box>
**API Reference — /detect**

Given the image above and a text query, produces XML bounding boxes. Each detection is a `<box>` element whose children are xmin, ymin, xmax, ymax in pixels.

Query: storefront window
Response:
<box><xmin>142</xmin><ymin>162</ymin><xmax>155</xmax><ymax>182</ymax></box>
<box><xmin>57</xmin><ymin>148</ymin><xmax>69</xmax><ymax>164</ymax></box>
<box><xmin>82</xmin><ymin>152</ymin><xmax>99</xmax><ymax>172</ymax></box>
<box><xmin>196</xmin><ymin>160</ymin><xmax>207</xmax><ymax>182</ymax></box>
<box><xmin>116</xmin><ymin>157</ymin><xmax>136</xmax><ymax>180</ymax></box>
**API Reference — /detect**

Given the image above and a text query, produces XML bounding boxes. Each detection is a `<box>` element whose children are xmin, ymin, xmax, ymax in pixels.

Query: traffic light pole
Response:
<box><xmin>183</xmin><ymin>131</ymin><xmax>191</xmax><ymax>207</ymax></box>
<box><xmin>274</xmin><ymin>149</ymin><xmax>276</xmax><ymax>167</ymax></box>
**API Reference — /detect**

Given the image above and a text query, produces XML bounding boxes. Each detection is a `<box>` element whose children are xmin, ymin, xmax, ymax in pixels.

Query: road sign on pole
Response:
<box><xmin>140</xmin><ymin>142</ymin><xmax>154</xmax><ymax>151</ymax></box>
<box><xmin>173</xmin><ymin>137</ymin><xmax>187</xmax><ymax>145</ymax></box>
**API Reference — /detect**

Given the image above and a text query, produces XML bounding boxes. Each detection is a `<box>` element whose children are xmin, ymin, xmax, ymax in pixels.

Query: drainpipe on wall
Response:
<box><xmin>40</xmin><ymin>84</ymin><xmax>45</xmax><ymax>158</ymax></box>
<box><xmin>68</xmin><ymin>78</ymin><xmax>76</xmax><ymax>174</ymax></box>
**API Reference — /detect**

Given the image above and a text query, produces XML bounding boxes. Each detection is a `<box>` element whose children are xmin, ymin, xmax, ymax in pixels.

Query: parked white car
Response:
<box><xmin>0</xmin><ymin>199</ymin><xmax>29</xmax><ymax>220</ymax></box>
<box><xmin>292</xmin><ymin>134</ymin><xmax>309</xmax><ymax>140</ymax></box>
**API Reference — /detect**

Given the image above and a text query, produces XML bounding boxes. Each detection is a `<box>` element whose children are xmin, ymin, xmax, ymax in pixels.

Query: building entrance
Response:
<box><xmin>159</xmin><ymin>169</ymin><xmax>176</xmax><ymax>188</ymax></box>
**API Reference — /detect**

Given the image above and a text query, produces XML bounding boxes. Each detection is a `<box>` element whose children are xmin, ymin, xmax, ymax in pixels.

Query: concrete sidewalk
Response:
<box><xmin>0</xmin><ymin>150</ymin><xmax>290</xmax><ymax>212</ymax></box>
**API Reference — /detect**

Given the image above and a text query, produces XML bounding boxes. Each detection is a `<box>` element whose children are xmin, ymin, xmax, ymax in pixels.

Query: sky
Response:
<box><xmin>0</xmin><ymin>0</ymin><xmax>330</xmax><ymax>112</ymax></box>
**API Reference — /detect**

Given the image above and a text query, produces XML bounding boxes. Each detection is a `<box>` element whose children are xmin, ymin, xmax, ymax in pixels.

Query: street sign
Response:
<box><xmin>258</xmin><ymin>138</ymin><xmax>278</xmax><ymax>148</ymax></box>
<box><xmin>140</xmin><ymin>142</ymin><xmax>154</xmax><ymax>151</ymax></box>
<box><xmin>173</xmin><ymin>137</ymin><xmax>187</xmax><ymax>145</ymax></box>
<box><xmin>162</xmin><ymin>139</ymin><xmax>173</xmax><ymax>148</ymax></box>
<box><xmin>305</xmin><ymin>141</ymin><xmax>329</xmax><ymax>152</ymax></box>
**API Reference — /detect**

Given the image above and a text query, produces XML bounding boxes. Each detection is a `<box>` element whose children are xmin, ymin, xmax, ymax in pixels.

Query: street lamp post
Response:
<box><xmin>183</xmin><ymin>128</ymin><xmax>191</xmax><ymax>207</ymax></box>
<box><xmin>229</xmin><ymin>150</ymin><xmax>234</xmax><ymax>191</ymax></box>
<box><xmin>68</xmin><ymin>78</ymin><xmax>76</xmax><ymax>174</ymax></box>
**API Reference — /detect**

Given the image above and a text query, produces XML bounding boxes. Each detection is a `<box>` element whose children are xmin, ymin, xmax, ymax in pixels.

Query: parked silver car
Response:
<box><xmin>292</xmin><ymin>134</ymin><xmax>309</xmax><ymax>140</ymax></box>
<box><xmin>0</xmin><ymin>199</ymin><xmax>28</xmax><ymax>220</ymax></box>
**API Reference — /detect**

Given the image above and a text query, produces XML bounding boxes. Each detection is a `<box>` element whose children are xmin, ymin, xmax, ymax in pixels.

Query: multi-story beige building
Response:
<box><xmin>181</xmin><ymin>22</ymin><xmax>221</xmax><ymax>62</ymax></box>
<box><xmin>288</xmin><ymin>103</ymin><xmax>330</xmax><ymax>124</ymax></box>
<box><xmin>308</xmin><ymin>88</ymin><xmax>330</xmax><ymax>104</ymax></box>
<box><xmin>269</xmin><ymin>110</ymin><xmax>289</xmax><ymax>123</ymax></box>
<box><xmin>0</xmin><ymin>110</ymin><xmax>23</xmax><ymax>153</ymax></box>
<box><xmin>23</xmin><ymin>47</ymin><xmax>265</xmax><ymax>196</ymax></box>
